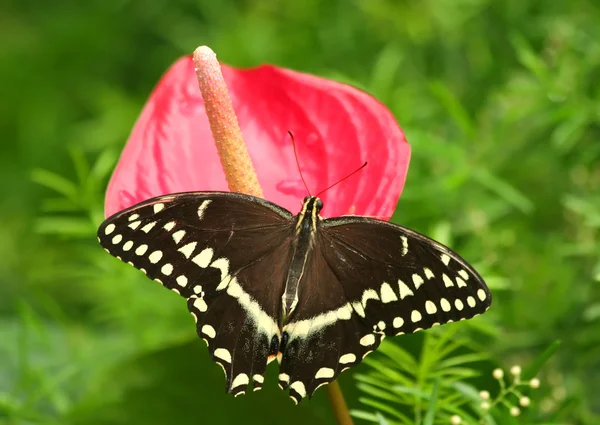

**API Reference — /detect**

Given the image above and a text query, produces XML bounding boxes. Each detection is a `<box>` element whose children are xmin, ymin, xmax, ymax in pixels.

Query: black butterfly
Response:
<box><xmin>97</xmin><ymin>192</ymin><xmax>491</xmax><ymax>403</ymax></box>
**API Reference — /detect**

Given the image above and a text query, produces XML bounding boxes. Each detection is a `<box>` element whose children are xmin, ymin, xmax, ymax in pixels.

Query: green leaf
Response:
<box><xmin>356</xmin><ymin>383</ymin><xmax>400</xmax><ymax>404</ymax></box>
<box><xmin>359</xmin><ymin>397</ymin><xmax>409</xmax><ymax>422</ymax></box>
<box><xmin>34</xmin><ymin>217</ymin><xmax>95</xmax><ymax>236</ymax></box>
<box><xmin>422</xmin><ymin>378</ymin><xmax>440</xmax><ymax>425</ymax></box>
<box><xmin>472</xmin><ymin>168</ymin><xmax>535</xmax><ymax>214</ymax></box>
<box><xmin>429</xmin><ymin>81</ymin><xmax>474</xmax><ymax>138</ymax></box>
<box><xmin>349</xmin><ymin>410</ymin><xmax>380</xmax><ymax>423</ymax></box>
<box><xmin>522</xmin><ymin>339</ymin><xmax>562</xmax><ymax>380</ymax></box>
<box><xmin>31</xmin><ymin>168</ymin><xmax>78</xmax><ymax>200</ymax></box>
<box><xmin>435</xmin><ymin>353</ymin><xmax>489</xmax><ymax>370</ymax></box>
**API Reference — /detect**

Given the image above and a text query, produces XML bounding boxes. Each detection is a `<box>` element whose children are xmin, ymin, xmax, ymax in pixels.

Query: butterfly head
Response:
<box><xmin>302</xmin><ymin>196</ymin><xmax>324</xmax><ymax>214</ymax></box>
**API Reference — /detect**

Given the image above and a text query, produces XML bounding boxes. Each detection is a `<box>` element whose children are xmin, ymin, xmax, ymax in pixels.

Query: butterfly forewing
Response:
<box><xmin>321</xmin><ymin>217</ymin><xmax>491</xmax><ymax>333</ymax></box>
<box><xmin>98</xmin><ymin>192</ymin><xmax>492</xmax><ymax>403</ymax></box>
<box><xmin>98</xmin><ymin>192</ymin><xmax>295</xmax><ymax>395</ymax></box>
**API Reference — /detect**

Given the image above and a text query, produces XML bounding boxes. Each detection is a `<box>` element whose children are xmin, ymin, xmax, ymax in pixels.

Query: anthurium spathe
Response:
<box><xmin>105</xmin><ymin>55</ymin><xmax>410</xmax><ymax>219</ymax></box>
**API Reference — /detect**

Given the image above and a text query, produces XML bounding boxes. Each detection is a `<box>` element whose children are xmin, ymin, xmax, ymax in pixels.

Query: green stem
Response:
<box><xmin>326</xmin><ymin>381</ymin><xmax>354</xmax><ymax>425</ymax></box>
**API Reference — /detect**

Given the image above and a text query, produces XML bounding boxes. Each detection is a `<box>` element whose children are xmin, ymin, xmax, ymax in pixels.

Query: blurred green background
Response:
<box><xmin>1</xmin><ymin>0</ymin><xmax>599</xmax><ymax>424</ymax></box>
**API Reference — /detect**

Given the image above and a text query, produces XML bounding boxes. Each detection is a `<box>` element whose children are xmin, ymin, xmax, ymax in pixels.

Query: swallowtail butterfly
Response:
<box><xmin>98</xmin><ymin>192</ymin><xmax>491</xmax><ymax>403</ymax></box>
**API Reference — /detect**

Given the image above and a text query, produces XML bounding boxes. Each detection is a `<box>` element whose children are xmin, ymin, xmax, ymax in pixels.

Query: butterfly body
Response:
<box><xmin>98</xmin><ymin>191</ymin><xmax>491</xmax><ymax>403</ymax></box>
<box><xmin>282</xmin><ymin>196</ymin><xmax>323</xmax><ymax>319</ymax></box>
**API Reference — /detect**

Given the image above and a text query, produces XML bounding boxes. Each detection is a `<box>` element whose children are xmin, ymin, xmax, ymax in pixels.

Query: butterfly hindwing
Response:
<box><xmin>97</xmin><ymin>192</ymin><xmax>295</xmax><ymax>394</ymax></box>
<box><xmin>278</xmin><ymin>242</ymin><xmax>383</xmax><ymax>403</ymax></box>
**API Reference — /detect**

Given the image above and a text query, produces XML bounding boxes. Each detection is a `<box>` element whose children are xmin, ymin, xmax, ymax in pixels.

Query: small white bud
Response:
<box><xmin>480</xmin><ymin>401</ymin><xmax>491</xmax><ymax>410</ymax></box>
<box><xmin>510</xmin><ymin>365</ymin><xmax>521</xmax><ymax>376</ymax></box>
<box><xmin>529</xmin><ymin>377</ymin><xmax>540</xmax><ymax>388</ymax></box>
<box><xmin>479</xmin><ymin>390</ymin><xmax>490</xmax><ymax>400</ymax></box>
<box><xmin>450</xmin><ymin>415</ymin><xmax>462</xmax><ymax>425</ymax></box>
<box><xmin>492</xmin><ymin>368</ymin><xmax>504</xmax><ymax>380</ymax></box>
<box><xmin>519</xmin><ymin>396</ymin><xmax>531</xmax><ymax>407</ymax></box>
<box><xmin>510</xmin><ymin>406</ymin><xmax>521</xmax><ymax>416</ymax></box>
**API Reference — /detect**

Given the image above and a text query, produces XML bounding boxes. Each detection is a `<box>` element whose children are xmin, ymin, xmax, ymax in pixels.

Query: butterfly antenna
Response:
<box><xmin>289</xmin><ymin>131</ymin><xmax>311</xmax><ymax>196</ymax></box>
<box><xmin>315</xmin><ymin>161</ymin><xmax>368</xmax><ymax>198</ymax></box>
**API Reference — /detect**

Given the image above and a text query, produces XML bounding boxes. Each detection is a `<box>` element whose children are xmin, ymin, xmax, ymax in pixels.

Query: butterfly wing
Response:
<box><xmin>279</xmin><ymin>216</ymin><xmax>491</xmax><ymax>402</ymax></box>
<box><xmin>278</xmin><ymin>240</ymin><xmax>382</xmax><ymax>403</ymax></box>
<box><xmin>97</xmin><ymin>192</ymin><xmax>295</xmax><ymax>395</ymax></box>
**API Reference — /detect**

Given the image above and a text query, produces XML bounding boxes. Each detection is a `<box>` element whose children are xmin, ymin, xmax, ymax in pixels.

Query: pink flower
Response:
<box><xmin>105</xmin><ymin>55</ymin><xmax>410</xmax><ymax>219</ymax></box>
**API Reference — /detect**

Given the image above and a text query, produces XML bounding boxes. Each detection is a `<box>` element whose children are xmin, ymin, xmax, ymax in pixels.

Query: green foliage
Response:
<box><xmin>1</xmin><ymin>0</ymin><xmax>599</xmax><ymax>424</ymax></box>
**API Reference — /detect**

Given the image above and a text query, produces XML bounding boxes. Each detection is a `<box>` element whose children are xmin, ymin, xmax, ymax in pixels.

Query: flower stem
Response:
<box><xmin>327</xmin><ymin>382</ymin><xmax>354</xmax><ymax>425</ymax></box>
<box><xmin>194</xmin><ymin>45</ymin><xmax>353</xmax><ymax>424</ymax></box>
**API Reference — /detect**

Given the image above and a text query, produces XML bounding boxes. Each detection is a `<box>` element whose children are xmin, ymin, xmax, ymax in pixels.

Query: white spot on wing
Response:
<box><xmin>141</xmin><ymin>222</ymin><xmax>156</xmax><ymax>233</ymax></box>
<box><xmin>210</xmin><ymin>258</ymin><xmax>230</xmax><ymax>280</ymax></box>
<box><xmin>161</xmin><ymin>263</ymin><xmax>173</xmax><ymax>275</ymax></box>
<box><xmin>202</xmin><ymin>324</ymin><xmax>216</xmax><ymax>338</ymax></box>
<box><xmin>172</xmin><ymin>230</ymin><xmax>186</xmax><ymax>244</ymax></box>
<box><xmin>424</xmin><ymin>267</ymin><xmax>435</xmax><ymax>279</ymax></box>
<box><xmin>176</xmin><ymin>275</ymin><xmax>188</xmax><ymax>287</ymax></box>
<box><xmin>192</xmin><ymin>248</ymin><xmax>213</xmax><ymax>268</ymax></box>
<box><xmin>467</xmin><ymin>296</ymin><xmax>476</xmax><ymax>307</ymax></box>
<box><xmin>153</xmin><ymin>203</ymin><xmax>165</xmax><ymax>213</ymax></box>
<box><xmin>441</xmin><ymin>253</ymin><xmax>451</xmax><ymax>265</ymax></box>
<box><xmin>193</xmin><ymin>297</ymin><xmax>208</xmax><ymax>312</ymax></box>
<box><xmin>411</xmin><ymin>310</ymin><xmax>422</xmax><ymax>323</ymax></box>
<box><xmin>315</xmin><ymin>367</ymin><xmax>335</xmax><ymax>379</ymax></box>
<box><xmin>123</xmin><ymin>241</ymin><xmax>133</xmax><ymax>251</ymax></box>
<box><xmin>455</xmin><ymin>299</ymin><xmax>464</xmax><ymax>311</ymax></box>
<box><xmin>425</xmin><ymin>300</ymin><xmax>437</xmax><ymax>314</ymax></box>
<box><xmin>400</xmin><ymin>236</ymin><xmax>408</xmax><ymax>256</ymax></box>
<box><xmin>393</xmin><ymin>317</ymin><xmax>404</xmax><ymax>328</ymax></box>
<box><xmin>214</xmin><ymin>348</ymin><xmax>231</xmax><ymax>363</ymax></box>
<box><xmin>128</xmin><ymin>214</ymin><xmax>139</xmax><ymax>222</ymax></box>
<box><xmin>477</xmin><ymin>289</ymin><xmax>487</xmax><ymax>301</ymax></box>
<box><xmin>412</xmin><ymin>274</ymin><xmax>424</xmax><ymax>289</ymax></box>
<box><xmin>361</xmin><ymin>289</ymin><xmax>379</xmax><ymax>308</ymax></box>
<box><xmin>456</xmin><ymin>277</ymin><xmax>467</xmax><ymax>288</ymax></box>
<box><xmin>290</xmin><ymin>381</ymin><xmax>306</xmax><ymax>398</ymax></box>
<box><xmin>339</xmin><ymin>353</ymin><xmax>356</xmax><ymax>364</ymax></box>
<box><xmin>398</xmin><ymin>279</ymin><xmax>414</xmax><ymax>299</ymax></box>
<box><xmin>149</xmin><ymin>250</ymin><xmax>163</xmax><ymax>264</ymax></box>
<box><xmin>253</xmin><ymin>374</ymin><xmax>264</xmax><ymax>384</ymax></box>
<box><xmin>440</xmin><ymin>298</ymin><xmax>451</xmax><ymax>312</ymax></box>
<box><xmin>459</xmin><ymin>269</ymin><xmax>469</xmax><ymax>280</ymax></box>
<box><xmin>360</xmin><ymin>334</ymin><xmax>376</xmax><ymax>346</ymax></box>
<box><xmin>216</xmin><ymin>274</ymin><xmax>232</xmax><ymax>291</ymax></box>
<box><xmin>112</xmin><ymin>234</ymin><xmax>122</xmax><ymax>244</ymax></box>
<box><xmin>178</xmin><ymin>242</ymin><xmax>196</xmax><ymax>259</ymax></box>
<box><xmin>352</xmin><ymin>301</ymin><xmax>365</xmax><ymax>318</ymax></box>
<box><xmin>380</xmin><ymin>282</ymin><xmax>398</xmax><ymax>303</ymax></box>
<box><xmin>128</xmin><ymin>221</ymin><xmax>141</xmax><ymax>230</ymax></box>
<box><xmin>135</xmin><ymin>244</ymin><xmax>148</xmax><ymax>256</ymax></box>
<box><xmin>279</xmin><ymin>373</ymin><xmax>290</xmax><ymax>384</ymax></box>
<box><xmin>231</xmin><ymin>373</ymin><xmax>249</xmax><ymax>389</ymax></box>
<box><xmin>163</xmin><ymin>221</ymin><xmax>176</xmax><ymax>231</ymax></box>
<box><xmin>104</xmin><ymin>224</ymin><xmax>115</xmax><ymax>235</ymax></box>
<box><xmin>442</xmin><ymin>274</ymin><xmax>454</xmax><ymax>287</ymax></box>
<box><xmin>198</xmin><ymin>200</ymin><xmax>212</xmax><ymax>220</ymax></box>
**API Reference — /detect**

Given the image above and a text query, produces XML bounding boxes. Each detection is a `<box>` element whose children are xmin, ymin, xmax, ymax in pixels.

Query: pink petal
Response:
<box><xmin>105</xmin><ymin>56</ymin><xmax>410</xmax><ymax>219</ymax></box>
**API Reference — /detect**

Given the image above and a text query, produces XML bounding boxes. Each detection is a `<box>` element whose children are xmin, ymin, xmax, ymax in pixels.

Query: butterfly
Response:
<box><xmin>97</xmin><ymin>191</ymin><xmax>491</xmax><ymax>403</ymax></box>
